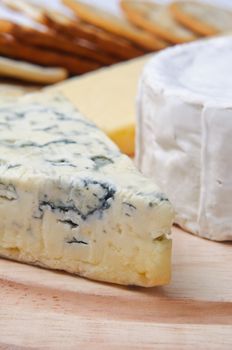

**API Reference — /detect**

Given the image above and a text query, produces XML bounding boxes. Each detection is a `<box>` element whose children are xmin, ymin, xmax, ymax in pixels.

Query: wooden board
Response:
<box><xmin>0</xmin><ymin>227</ymin><xmax>231</xmax><ymax>349</ymax></box>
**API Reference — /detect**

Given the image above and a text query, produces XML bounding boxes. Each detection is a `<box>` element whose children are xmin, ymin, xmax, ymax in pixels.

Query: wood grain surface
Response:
<box><xmin>0</xmin><ymin>226</ymin><xmax>231</xmax><ymax>349</ymax></box>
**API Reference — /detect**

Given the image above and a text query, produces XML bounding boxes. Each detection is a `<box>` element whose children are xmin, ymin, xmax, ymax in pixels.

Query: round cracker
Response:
<box><xmin>63</xmin><ymin>0</ymin><xmax>168</xmax><ymax>51</ymax></box>
<box><xmin>2</xmin><ymin>0</ymin><xmax>144</xmax><ymax>60</ymax></box>
<box><xmin>0</xmin><ymin>33</ymin><xmax>101</xmax><ymax>75</ymax></box>
<box><xmin>121</xmin><ymin>0</ymin><xmax>196</xmax><ymax>44</ymax></box>
<box><xmin>0</xmin><ymin>55</ymin><xmax>67</xmax><ymax>84</ymax></box>
<box><xmin>11</xmin><ymin>25</ymin><xmax>119</xmax><ymax>66</ymax></box>
<box><xmin>0</xmin><ymin>2</ymin><xmax>117</xmax><ymax>66</ymax></box>
<box><xmin>43</xmin><ymin>15</ymin><xmax>145</xmax><ymax>59</ymax></box>
<box><xmin>170</xmin><ymin>1</ymin><xmax>232</xmax><ymax>36</ymax></box>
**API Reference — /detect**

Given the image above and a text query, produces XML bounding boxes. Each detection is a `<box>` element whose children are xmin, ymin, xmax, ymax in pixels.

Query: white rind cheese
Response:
<box><xmin>136</xmin><ymin>36</ymin><xmax>232</xmax><ymax>241</ymax></box>
<box><xmin>0</xmin><ymin>92</ymin><xmax>173</xmax><ymax>287</ymax></box>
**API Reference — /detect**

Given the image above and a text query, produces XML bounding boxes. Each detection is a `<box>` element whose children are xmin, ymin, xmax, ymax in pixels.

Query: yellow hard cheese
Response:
<box><xmin>48</xmin><ymin>55</ymin><xmax>151</xmax><ymax>156</ymax></box>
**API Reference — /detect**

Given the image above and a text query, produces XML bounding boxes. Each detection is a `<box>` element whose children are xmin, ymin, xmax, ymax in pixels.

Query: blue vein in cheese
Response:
<box><xmin>0</xmin><ymin>92</ymin><xmax>174</xmax><ymax>287</ymax></box>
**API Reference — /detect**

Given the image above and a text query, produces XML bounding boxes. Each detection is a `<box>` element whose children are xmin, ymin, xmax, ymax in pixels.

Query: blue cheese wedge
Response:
<box><xmin>0</xmin><ymin>93</ymin><xmax>173</xmax><ymax>287</ymax></box>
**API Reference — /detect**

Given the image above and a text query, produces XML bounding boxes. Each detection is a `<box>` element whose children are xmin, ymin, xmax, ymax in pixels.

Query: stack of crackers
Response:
<box><xmin>0</xmin><ymin>0</ymin><xmax>232</xmax><ymax>84</ymax></box>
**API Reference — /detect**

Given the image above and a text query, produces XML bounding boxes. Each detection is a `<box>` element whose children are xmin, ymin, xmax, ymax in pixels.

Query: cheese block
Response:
<box><xmin>0</xmin><ymin>92</ymin><xmax>173</xmax><ymax>287</ymax></box>
<box><xmin>48</xmin><ymin>55</ymin><xmax>151</xmax><ymax>156</ymax></box>
<box><xmin>137</xmin><ymin>36</ymin><xmax>232</xmax><ymax>241</ymax></box>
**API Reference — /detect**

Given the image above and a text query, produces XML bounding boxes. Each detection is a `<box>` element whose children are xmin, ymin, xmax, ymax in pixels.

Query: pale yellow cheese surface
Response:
<box><xmin>48</xmin><ymin>55</ymin><xmax>151</xmax><ymax>155</ymax></box>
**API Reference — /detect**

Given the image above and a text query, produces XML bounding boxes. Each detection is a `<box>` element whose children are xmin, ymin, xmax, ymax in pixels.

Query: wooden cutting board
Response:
<box><xmin>0</xmin><ymin>226</ymin><xmax>231</xmax><ymax>349</ymax></box>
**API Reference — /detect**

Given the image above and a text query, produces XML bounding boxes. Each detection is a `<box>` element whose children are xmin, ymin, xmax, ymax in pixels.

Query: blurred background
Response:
<box><xmin>0</xmin><ymin>0</ymin><xmax>232</xmax><ymax>91</ymax></box>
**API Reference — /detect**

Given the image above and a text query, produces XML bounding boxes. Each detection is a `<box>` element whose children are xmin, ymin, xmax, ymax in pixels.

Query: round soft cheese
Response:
<box><xmin>136</xmin><ymin>36</ymin><xmax>232</xmax><ymax>241</ymax></box>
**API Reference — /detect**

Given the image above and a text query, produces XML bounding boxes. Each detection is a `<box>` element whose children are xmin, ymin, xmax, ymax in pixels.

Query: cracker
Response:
<box><xmin>2</xmin><ymin>0</ymin><xmax>73</xmax><ymax>23</ymax></box>
<box><xmin>11</xmin><ymin>26</ymin><xmax>119</xmax><ymax>65</ymax></box>
<box><xmin>0</xmin><ymin>56</ymin><xmax>67</xmax><ymax>84</ymax></box>
<box><xmin>121</xmin><ymin>0</ymin><xmax>196</xmax><ymax>44</ymax></box>
<box><xmin>0</xmin><ymin>33</ymin><xmax>101</xmax><ymax>75</ymax></box>
<box><xmin>3</xmin><ymin>0</ymin><xmax>145</xmax><ymax>60</ymax></box>
<box><xmin>170</xmin><ymin>1</ymin><xmax>232</xmax><ymax>36</ymax></box>
<box><xmin>0</xmin><ymin>1</ymin><xmax>46</xmax><ymax>33</ymax></box>
<box><xmin>44</xmin><ymin>16</ymin><xmax>145</xmax><ymax>59</ymax></box>
<box><xmin>63</xmin><ymin>0</ymin><xmax>169</xmax><ymax>51</ymax></box>
<box><xmin>39</xmin><ymin>0</ymin><xmax>146</xmax><ymax>58</ymax></box>
<box><xmin>0</xmin><ymin>3</ymin><xmax>118</xmax><ymax>66</ymax></box>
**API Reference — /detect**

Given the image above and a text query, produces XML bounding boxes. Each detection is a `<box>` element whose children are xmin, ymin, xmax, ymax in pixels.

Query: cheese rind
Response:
<box><xmin>0</xmin><ymin>92</ymin><xmax>173</xmax><ymax>286</ymax></box>
<box><xmin>137</xmin><ymin>36</ymin><xmax>232</xmax><ymax>241</ymax></box>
